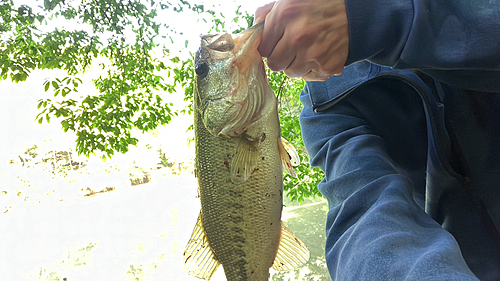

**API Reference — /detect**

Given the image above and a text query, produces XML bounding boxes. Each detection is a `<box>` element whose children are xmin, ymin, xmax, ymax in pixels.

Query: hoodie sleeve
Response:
<box><xmin>345</xmin><ymin>0</ymin><xmax>500</xmax><ymax>70</ymax></box>
<box><xmin>299</xmin><ymin>77</ymin><xmax>480</xmax><ymax>280</ymax></box>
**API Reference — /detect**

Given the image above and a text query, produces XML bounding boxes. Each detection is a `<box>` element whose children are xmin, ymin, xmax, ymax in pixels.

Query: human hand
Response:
<box><xmin>254</xmin><ymin>0</ymin><xmax>349</xmax><ymax>81</ymax></box>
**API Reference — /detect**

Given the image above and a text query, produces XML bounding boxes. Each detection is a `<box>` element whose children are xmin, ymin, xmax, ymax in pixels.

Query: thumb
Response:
<box><xmin>254</xmin><ymin>1</ymin><xmax>275</xmax><ymax>24</ymax></box>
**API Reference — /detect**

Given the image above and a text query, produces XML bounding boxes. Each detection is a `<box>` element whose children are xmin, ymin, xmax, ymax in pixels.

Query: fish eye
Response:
<box><xmin>195</xmin><ymin>62</ymin><xmax>209</xmax><ymax>79</ymax></box>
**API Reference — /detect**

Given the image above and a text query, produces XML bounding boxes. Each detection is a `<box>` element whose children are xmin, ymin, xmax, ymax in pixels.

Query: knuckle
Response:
<box><xmin>255</xmin><ymin>1</ymin><xmax>275</xmax><ymax>15</ymax></box>
<box><xmin>266</xmin><ymin>59</ymin><xmax>280</xmax><ymax>71</ymax></box>
<box><xmin>276</xmin><ymin>1</ymin><xmax>302</xmax><ymax>21</ymax></box>
<box><xmin>257</xmin><ymin>44</ymin><xmax>270</xmax><ymax>58</ymax></box>
<box><xmin>267</xmin><ymin>56</ymin><xmax>288</xmax><ymax>72</ymax></box>
<box><xmin>290</xmin><ymin>31</ymin><xmax>313</xmax><ymax>46</ymax></box>
<box><xmin>322</xmin><ymin>59</ymin><xmax>345</xmax><ymax>76</ymax></box>
<box><xmin>284</xmin><ymin>68</ymin><xmax>300</xmax><ymax>78</ymax></box>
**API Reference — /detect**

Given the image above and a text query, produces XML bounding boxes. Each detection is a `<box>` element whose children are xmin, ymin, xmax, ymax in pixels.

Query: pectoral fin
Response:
<box><xmin>231</xmin><ymin>138</ymin><xmax>259</xmax><ymax>183</ymax></box>
<box><xmin>278</xmin><ymin>137</ymin><xmax>300</xmax><ymax>177</ymax></box>
<box><xmin>272</xmin><ymin>223</ymin><xmax>310</xmax><ymax>271</ymax></box>
<box><xmin>183</xmin><ymin>213</ymin><xmax>220</xmax><ymax>280</ymax></box>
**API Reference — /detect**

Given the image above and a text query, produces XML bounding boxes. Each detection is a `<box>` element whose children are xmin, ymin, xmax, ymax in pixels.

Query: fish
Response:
<box><xmin>183</xmin><ymin>23</ymin><xmax>310</xmax><ymax>281</ymax></box>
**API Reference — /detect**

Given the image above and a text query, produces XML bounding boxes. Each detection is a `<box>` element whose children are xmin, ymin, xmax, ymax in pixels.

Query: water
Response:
<box><xmin>1</xmin><ymin>170</ymin><xmax>331</xmax><ymax>281</ymax></box>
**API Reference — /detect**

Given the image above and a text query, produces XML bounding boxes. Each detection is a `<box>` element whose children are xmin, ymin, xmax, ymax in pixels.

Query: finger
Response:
<box><xmin>291</xmin><ymin>60</ymin><xmax>344</xmax><ymax>80</ymax></box>
<box><xmin>309</xmin><ymin>36</ymin><xmax>349</xmax><ymax>77</ymax></box>
<box><xmin>284</xmin><ymin>66</ymin><xmax>312</xmax><ymax>79</ymax></box>
<box><xmin>265</xmin><ymin>32</ymin><xmax>296</xmax><ymax>71</ymax></box>
<box><xmin>254</xmin><ymin>1</ymin><xmax>275</xmax><ymax>25</ymax></box>
<box><xmin>302</xmin><ymin>70</ymin><xmax>335</xmax><ymax>82</ymax></box>
<box><xmin>257</xmin><ymin>2</ymin><xmax>284</xmax><ymax>57</ymax></box>
<box><xmin>283</xmin><ymin>53</ymin><xmax>318</xmax><ymax>78</ymax></box>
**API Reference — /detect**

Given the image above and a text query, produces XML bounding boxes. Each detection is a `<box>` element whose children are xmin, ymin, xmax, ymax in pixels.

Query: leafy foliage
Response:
<box><xmin>267</xmin><ymin>70</ymin><xmax>325</xmax><ymax>202</ymax></box>
<box><xmin>1</xmin><ymin>0</ymin><xmax>191</xmax><ymax>157</ymax></box>
<box><xmin>1</xmin><ymin>0</ymin><xmax>324</xmax><ymax>202</ymax></box>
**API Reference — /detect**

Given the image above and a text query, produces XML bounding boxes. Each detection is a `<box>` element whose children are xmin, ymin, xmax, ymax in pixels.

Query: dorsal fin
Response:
<box><xmin>278</xmin><ymin>137</ymin><xmax>300</xmax><ymax>177</ymax></box>
<box><xmin>183</xmin><ymin>213</ymin><xmax>220</xmax><ymax>280</ymax></box>
<box><xmin>272</xmin><ymin>223</ymin><xmax>310</xmax><ymax>271</ymax></box>
<box><xmin>231</xmin><ymin>138</ymin><xmax>259</xmax><ymax>183</ymax></box>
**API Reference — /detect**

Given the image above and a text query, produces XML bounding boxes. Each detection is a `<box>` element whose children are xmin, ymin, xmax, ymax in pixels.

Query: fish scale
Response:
<box><xmin>195</xmin><ymin>101</ymin><xmax>283</xmax><ymax>280</ymax></box>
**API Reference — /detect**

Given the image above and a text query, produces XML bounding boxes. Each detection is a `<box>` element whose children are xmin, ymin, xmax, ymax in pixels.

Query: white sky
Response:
<box><xmin>15</xmin><ymin>0</ymin><xmax>273</xmax><ymax>55</ymax></box>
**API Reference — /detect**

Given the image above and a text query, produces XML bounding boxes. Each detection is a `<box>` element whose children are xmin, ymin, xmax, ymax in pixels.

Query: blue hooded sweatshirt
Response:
<box><xmin>299</xmin><ymin>0</ymin><xmax>500</xmax><ymax>280</ymax></box>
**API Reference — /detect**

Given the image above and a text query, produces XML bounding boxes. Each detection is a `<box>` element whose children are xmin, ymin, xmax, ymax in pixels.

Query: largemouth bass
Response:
<box><xmin>183</xmin><ymin>24</ymin><xmax>310</xmax><ymax>281</ymax></box>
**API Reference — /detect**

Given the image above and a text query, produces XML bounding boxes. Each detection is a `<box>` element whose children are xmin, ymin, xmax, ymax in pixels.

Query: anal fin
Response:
<box><xmin>272</xmin><ymin>222</ymin><xmax>310</xmax><ymax>271</ymax></box>
<box><xmin>183</xmin><ymin>213</ymin><xmax>220</xmax><ymax>280</ymax></box>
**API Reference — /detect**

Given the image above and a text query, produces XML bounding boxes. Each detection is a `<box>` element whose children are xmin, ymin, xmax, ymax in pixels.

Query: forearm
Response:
<box><xmin>299</xmin><ymin>83</ymin><xmax>479</xmax><ymax>280</ymax></box>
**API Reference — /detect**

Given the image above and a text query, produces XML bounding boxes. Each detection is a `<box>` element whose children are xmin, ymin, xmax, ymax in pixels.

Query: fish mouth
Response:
<box><xmin>201</xmin><ymin>23</ymin><xmax>264</xmax><ymax>53</ymax></box>
<box><xmin>198</xmin><ymin>23</ymin><xmax>266</xmax><ymax>137</ymax></box>
<box><xmin>201</xmin><ymin>33</ymin><xmax>236</xmax><ymax>52</ymax></box>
